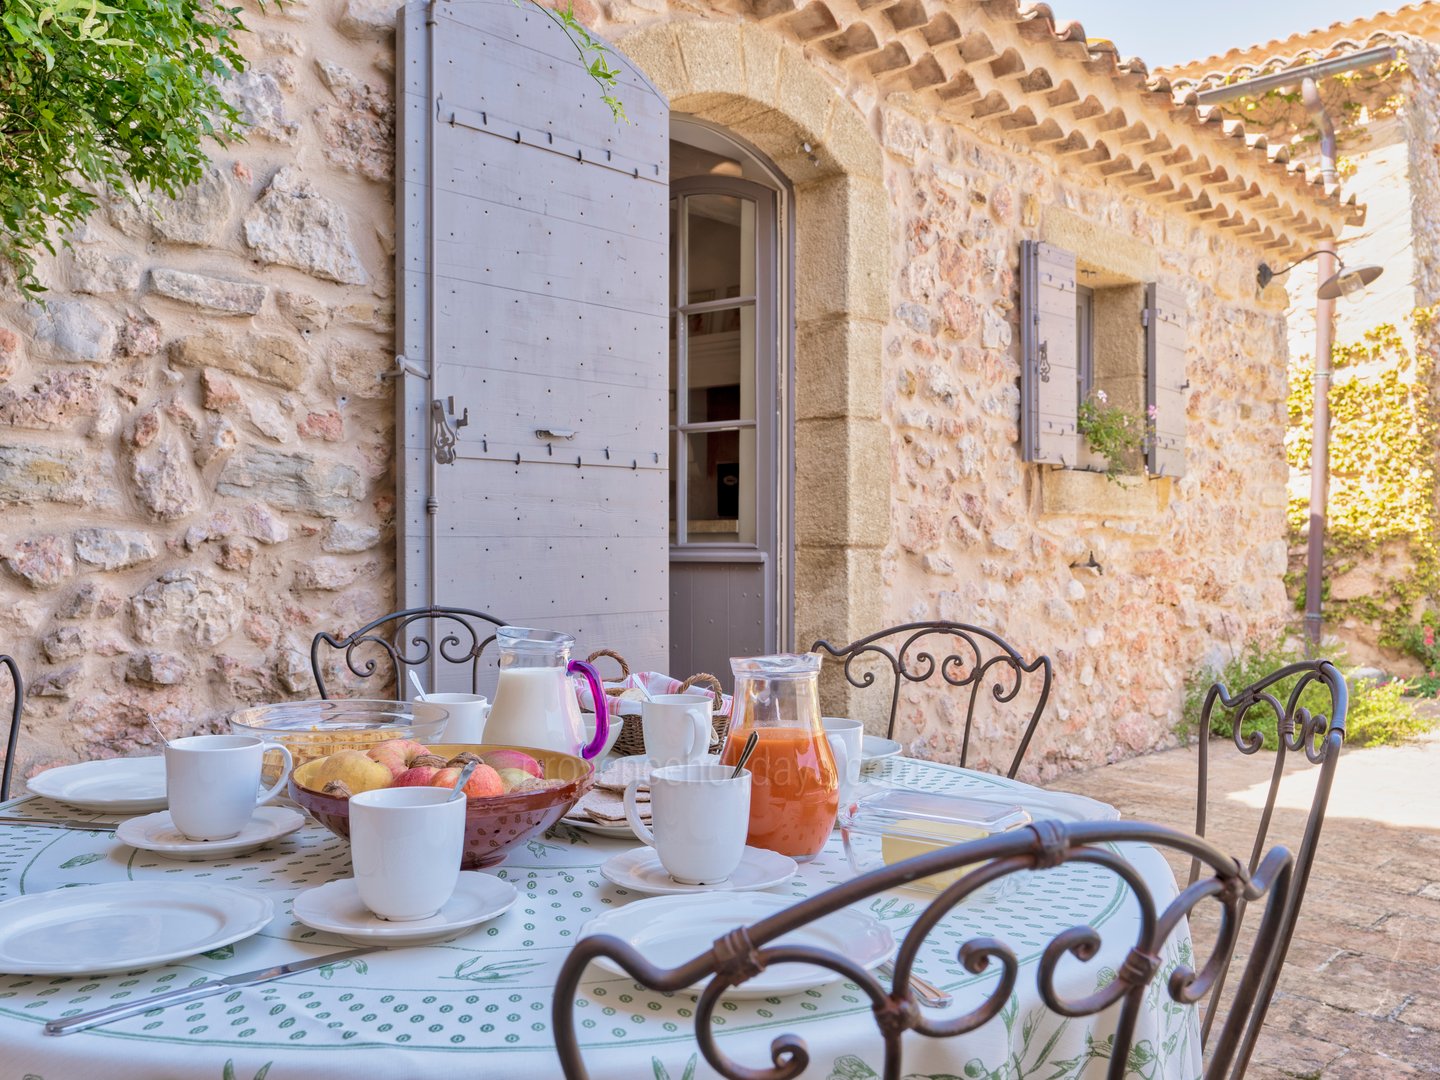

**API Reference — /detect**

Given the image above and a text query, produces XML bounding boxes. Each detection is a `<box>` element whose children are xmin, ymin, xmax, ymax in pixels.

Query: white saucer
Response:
<box><xmin>292</xmin><ymin>872</ymin><xmax>519</xmax><ymax>946</ymax></box>
<box><xmin>560</xmin><ymin>814</ymin><xmax>636</xmax><ymax>840</ymax></box>
<box><xmin>0</xmin><ymin>882</ymin><xmax>272</xmax><ymax>975</ymax></box>
<box><xmin>27</xmin><ymin>756</ymin><xmax>167</xmax><ymax>813</ymax></box>
<box><xmin>860</xmin><ymin>735</ymin><xmax>903</xmax><ymax>766</ymax></box>
<box><xmin>600</xmin><ymin>845</ymin><xmax>798</xmax><ymax>895</ymax></box>
<box><xmin>581</xmin><ymin>893</ymin><xmax>894</xmax><ymax>998</ymax></box>
<box><xmin>116</xmin><ymin>805</ymin><xmax>305</xmax><ymax>860</ymax></box>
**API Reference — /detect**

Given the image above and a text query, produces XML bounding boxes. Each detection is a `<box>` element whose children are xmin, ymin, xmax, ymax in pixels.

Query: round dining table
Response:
<box><xmin>0</xmin><ymin>754</ymin><xmax>1201</xmax><ymax>1079</ymax></box>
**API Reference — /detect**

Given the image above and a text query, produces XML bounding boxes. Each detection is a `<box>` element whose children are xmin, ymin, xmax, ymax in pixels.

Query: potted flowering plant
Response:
<box><xmin>1076</xmin><ymin>390</ymin><xmax>1154</xmax><ymax>481</ymax></box>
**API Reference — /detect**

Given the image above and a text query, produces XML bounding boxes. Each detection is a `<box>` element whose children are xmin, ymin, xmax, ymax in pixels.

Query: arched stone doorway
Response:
<box><xmin>616</xmin><ymin>19</ymin><xmax>890</xmax><ymax>711</ymax></box>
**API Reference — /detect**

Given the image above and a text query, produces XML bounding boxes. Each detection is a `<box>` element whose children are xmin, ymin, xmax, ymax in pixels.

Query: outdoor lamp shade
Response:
<box><xmin>1316</xmin><ymin>263</ymin><xmax>1384</xmax><ymax>301</ymax></box>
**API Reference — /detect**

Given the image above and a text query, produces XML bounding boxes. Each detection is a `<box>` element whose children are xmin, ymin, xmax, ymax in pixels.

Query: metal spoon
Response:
<box><xmin>449</xmin><ymin>758</ymin><xmax>479</xmax><ymax>799</ymax></box>
<box><xmin>145</xmin><ymin>715</ymin><xmax>170</xmax><ymax>748</ymax></box>
<box><xmin>729</xmin><ymin>731</ymin><xmax>759</xmax><ymax>779</ymax></box>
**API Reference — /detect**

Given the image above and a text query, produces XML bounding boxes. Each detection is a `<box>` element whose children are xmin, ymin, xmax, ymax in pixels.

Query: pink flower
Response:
<box><xmin>1425</xmin><ymin>626</ymin><xmax>1435</xmax><ymax>648</ymax></box>
<box><xmin>1147</xmin><ymin>404</ymin><xmax>1158</xmax><ymax>421</ymax></box>
<box><xmin>1095</xmin><ymin>390</ymin><xmax>1108</xmax><ymax>404</ymax></box>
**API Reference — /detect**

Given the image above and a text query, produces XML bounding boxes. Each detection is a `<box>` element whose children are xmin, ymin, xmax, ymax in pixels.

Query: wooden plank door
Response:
<box><xmin>397</xmin><ymin>0</ymin><xmax>670</xmax><ymax>694</ymax></box>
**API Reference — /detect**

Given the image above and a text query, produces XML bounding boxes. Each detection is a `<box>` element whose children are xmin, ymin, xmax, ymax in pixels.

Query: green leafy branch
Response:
<box><xmin>1076</xmin><ymin>390</ymin><xmax>1152</xmax><ymax>482</ymax></box>
<box><xmin>522</xmin><ymin>0</ymin><xmax>627</xmax><ymax>122</ymax></box>
<box><xmin>0</xmin><ymin>0</ymin><xmax>251</xmax><ymax>296</ymax></box>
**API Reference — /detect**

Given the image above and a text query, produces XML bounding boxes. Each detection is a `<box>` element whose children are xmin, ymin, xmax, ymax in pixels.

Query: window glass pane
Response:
<box><xmin>685</xmin><ymin>195</ymin><xmax>754</xmax><ymax>304</ymax></box>
<box><xmin>668</xmin><ymin>197</ymin><xmax>678</xmax><ymax>310</ymax></box>
<box><xmin>685</xmin><ymin>429</ymin><xmax>756</xmax><ymax>545</ymax></box>
<box><xmin>668</xmin><ymin>429</ymin><xmax>680</xmax><ymax>543</ymax></box>
<box><xmin>686</xmin><ymin>305</ymin><xmax>755</xmax><ymax>422</ymax></box>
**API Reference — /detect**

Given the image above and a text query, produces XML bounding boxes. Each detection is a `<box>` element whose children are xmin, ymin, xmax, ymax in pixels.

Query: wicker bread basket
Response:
<box><xmin>583</xmin><ymin>651</ymin><xmax>729</xmax><ymax>758</ymax></box>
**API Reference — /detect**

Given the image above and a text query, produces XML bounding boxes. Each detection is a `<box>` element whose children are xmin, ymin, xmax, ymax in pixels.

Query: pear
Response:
<box><xmin>304</xmin><ymin>749</ymin><xmax>393</xmax><ymax>795</ymax></box>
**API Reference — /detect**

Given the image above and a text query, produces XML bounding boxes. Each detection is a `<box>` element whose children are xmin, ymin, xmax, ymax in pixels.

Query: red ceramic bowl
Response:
<box><xmin>288</xmin><ymin>743</ymin><xmax>593</xmax><ymax>869</ymax></box>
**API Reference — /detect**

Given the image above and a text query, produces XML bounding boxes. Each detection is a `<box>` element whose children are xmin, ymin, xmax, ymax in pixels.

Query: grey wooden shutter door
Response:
<box><xmin>1020</xmin><ymin>240</ymin><xmax>1079</xmax><ymax>466</ymax></box>
<box><xmin>1145</xmin><ymin>282</ymin><xmax>1188</xmax><ymax>478</ymax></box>
<box><xmin>397</xmin><ymin>0</ymin><xmax>670</xmax><ymax>691</ymax></box>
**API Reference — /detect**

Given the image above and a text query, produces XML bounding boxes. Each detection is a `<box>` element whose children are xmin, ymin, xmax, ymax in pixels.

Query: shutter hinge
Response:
<box><xmin>1141</xmin><ymin>308</ymin><xmax>1151</xmax><ymax>328</ymax></box>
<box><xmin>381</xmin><ymin>354</ymin><xmax>430</xmax><ymax>381</ymax></box>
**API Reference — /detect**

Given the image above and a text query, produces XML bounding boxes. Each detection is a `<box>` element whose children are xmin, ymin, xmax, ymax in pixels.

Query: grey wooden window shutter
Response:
<box><xmin>396</xmin><ymin>0</ymin><xmax>671</xmax><ymax>686</ymax></box>
<box><xmin>1145</xmin><ymin>282</ymin><xmax>1188</xmax><ymax>478</ymax></box>
<box><xmin>1020</xmin><ymin>240</ymin><xmax>1079</xmax><ymax>466</ymax></box>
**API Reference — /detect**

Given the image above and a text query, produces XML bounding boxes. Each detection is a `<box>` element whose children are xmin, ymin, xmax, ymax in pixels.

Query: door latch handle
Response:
<box><xmin>431</xmin><ymin>397</ymin><xmax>469</xmax><ymax>466</ymax></box>
<box><xmin>535</xmin><ymin>428</ymin><xmax>576</xmax><ymax>440</ymax></box>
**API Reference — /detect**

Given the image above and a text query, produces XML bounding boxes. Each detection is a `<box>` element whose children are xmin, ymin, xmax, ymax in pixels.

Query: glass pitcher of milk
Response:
<box><xmin>482</xmin><ymin>627</ymin><xmax>609</xmax><ymax>759</ymax></box>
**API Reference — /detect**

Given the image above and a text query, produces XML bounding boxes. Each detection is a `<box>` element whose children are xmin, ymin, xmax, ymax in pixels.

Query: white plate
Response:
<box><xmin>116</xmin><ymin>805</ymin><xmax>306</xmax><ymax>860</ymax></box>
<box><xmin>861</xmin><ymin>736</ymin><xmax>903</xmax><ymax>766</ymax></box>
<box><xmin>581</xmin><ymin>893</ymin><xmax>894</xmax><ymax>998</ymax></box>
<box><xmin>292</xmin><ymin>871</ymin><xmax>518</xmax><ymax>946</ymax></box>
<box><xmin>560</xmin><ymin>814</ymin><xmax>637</xmax><ymax>840</ymax></box>
<box><xmin>26</xmin><ymin>756</ymin><xmax>168</xmax><ymax>813</ymax></box>
<box><xmin>600</xmin><ymin>845</ymin><xmax>798</xmax><ymax>895</ymax></box>
<box><xmin>0</xmin><ymin>881</ymin><xmax>273</xmax><ymax>975</ymax></box>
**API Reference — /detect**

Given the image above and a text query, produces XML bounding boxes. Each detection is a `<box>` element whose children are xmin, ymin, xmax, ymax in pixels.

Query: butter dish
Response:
<box><xmin>838</xmin><ymin>789</ymin><xmax>1031</xmax><ymax>893</ymax></box>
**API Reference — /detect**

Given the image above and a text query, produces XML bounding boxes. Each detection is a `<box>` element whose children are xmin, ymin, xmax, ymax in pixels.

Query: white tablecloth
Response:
<box><xmin>0</xmin><ymin>756</ymin><xmax>1201</xmax><ymax>1079</ymax></box>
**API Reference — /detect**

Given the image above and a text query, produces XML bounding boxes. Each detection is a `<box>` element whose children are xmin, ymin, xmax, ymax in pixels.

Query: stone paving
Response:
<box><xmin>1050</xmin><ymin>726</ymin><xmax>1440</xmax><ymax>1078</ymax></box>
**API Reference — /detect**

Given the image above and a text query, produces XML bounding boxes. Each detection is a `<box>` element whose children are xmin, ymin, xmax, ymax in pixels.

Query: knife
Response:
<box><xmin>0</xmin><ymin>816</ymin><xmax>117</xmax><ymax>831</ymax></box>
<box><xmin>44</xmin><ymin>946</ymin><xmax>382</xmax><ymax>1036</ymax></box>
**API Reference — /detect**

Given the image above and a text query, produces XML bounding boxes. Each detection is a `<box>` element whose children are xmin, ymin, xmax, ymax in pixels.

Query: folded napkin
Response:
<box><xmin>574</xmin><ymin>671</ymin><xmax>735</xmax><ymax>719</ymax></box>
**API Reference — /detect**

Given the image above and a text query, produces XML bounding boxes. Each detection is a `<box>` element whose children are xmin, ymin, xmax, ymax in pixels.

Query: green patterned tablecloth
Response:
<box><xmin>0</xmin><ymin>756</ymin><xmax>1201</xmax><ymax>1079</ymax></box>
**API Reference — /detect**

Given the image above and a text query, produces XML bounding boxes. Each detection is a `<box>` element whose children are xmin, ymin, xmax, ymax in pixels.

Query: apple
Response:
<box><xmin>393</xmin><ymin>764</ymin><xmax>441</xmax><ymax>787</ymax></box>
<box><xmin>430</xmin><ymin>763</ymin><xmax>505</xmax><ymax>799</ymax></box>
<box><xmin>367</xmin><ymin>739</ymin><xmax>431</xmax><ymax>780</ymax></box>
<box><xmin>480</xmin><ymin>749</ymin><xmax>543</xmax><ymax>779</ymax></box>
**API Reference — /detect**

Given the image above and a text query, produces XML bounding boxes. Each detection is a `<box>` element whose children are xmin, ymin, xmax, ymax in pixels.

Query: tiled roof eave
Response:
<box><xmin>1162</xmin><ymin>1</ymin><xmax>1440</xmax><ymax>86</ymax></box>
<box><xmin>737</xmin><ymin>0</ymin><xmax>1362</xmax><ymax>253</ymax></box>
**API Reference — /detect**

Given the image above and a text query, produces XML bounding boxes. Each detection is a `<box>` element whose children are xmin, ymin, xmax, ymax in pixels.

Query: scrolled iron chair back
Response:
<box><xmin>811</xmin><ymin>622</ymin><xmax>1052</xmax><ymax>777</ymax></box>
<box><xmin>554</xmin><ymin>820</ymin><xmax>1293</xmax><ymax>1080</ymax></box>
<box><xmin>1191</xmin><ymin>658</ymin><xmax>1347</xmax><ymax>1046</ymax></box>
<box><xmin>309</xmin><ymin>606</ymin><xmax>506</xmax><ymax>699</ymax></box>
<box><xmin>0</xmin><ymin>655</ymin><xmax>20</xmax><ymax>802</ymax></box>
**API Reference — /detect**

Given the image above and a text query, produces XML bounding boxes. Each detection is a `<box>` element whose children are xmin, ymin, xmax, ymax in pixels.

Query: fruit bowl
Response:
<box><xmin>230</xmin><ymin>699</ymin><xmax>449</xmax><ymax>785</ymax></box>
<box><xmin>289</xmin><ymin>743</ymin><xmax>593</xmax><ymax>869</ymax></box>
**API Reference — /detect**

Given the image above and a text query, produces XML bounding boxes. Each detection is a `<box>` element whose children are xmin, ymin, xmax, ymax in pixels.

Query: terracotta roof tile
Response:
<box><xmin>1161</xmin><ymin>1</ymin><xmax>1440</xmax><ymax>86</ymax></box>
<box><xmin>740</xmin><ymin>0</ymin><xmax>1363</xmax><ymax>248</ymax></box>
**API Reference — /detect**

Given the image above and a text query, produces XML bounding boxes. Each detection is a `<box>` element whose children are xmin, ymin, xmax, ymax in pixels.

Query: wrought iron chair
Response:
<box><xmin>309</xmin><ymin>606</ymin><xmax>507</xmax><ymax>699</ymax></box>
<box><xmin>0</xmin><ymin>655</ymin><xmax>20</xmax><ymax>802</ymax></box>
<box><xmin>811</xmin><ymin>622</ymin><xmax>1052</xmax><ymax>777</ymax></box>
<box><xmin>1189</xmin><ymin>658</ymin><xmax>1347</xmax><ymax>1048</ymax></box>
<box><xmin>554</xmin><ymin>820</ymin><xmax>1294</xmax><ymax>1080</ymax></box>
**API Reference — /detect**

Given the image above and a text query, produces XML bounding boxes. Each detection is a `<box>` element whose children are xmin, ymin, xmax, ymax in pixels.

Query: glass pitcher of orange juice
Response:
<box><xmin>721</xmin><ymin>653</ymin><xmax>838</xmax><ymax>861</ymax></box>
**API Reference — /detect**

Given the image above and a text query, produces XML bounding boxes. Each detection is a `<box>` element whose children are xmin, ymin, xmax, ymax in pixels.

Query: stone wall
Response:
<box><xmin>872</xmin><ymin>113</ymin><xmax>1292</xmax><ymax>779</ymax></box>
<box><xmin>0</xmin><ymin>0</ymin><xmax>399</xmax><ymax>778</ymax></box>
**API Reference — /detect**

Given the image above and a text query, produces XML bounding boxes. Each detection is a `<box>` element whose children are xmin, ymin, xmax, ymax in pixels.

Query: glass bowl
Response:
<box><xmin>229</xmin><ymin>699</ymin><xmax>449</xmax><ymax>785</ymax></box>
<box><xmin>288</xmin><ymin>743</ymin><xmax>593</xmax><ymax>869</ymax></box>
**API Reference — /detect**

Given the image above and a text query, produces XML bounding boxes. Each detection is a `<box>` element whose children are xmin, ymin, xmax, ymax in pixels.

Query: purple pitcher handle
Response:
<box><xmin>569</xmin><ymin>659</ymin><xmax>609</xmax><ymax>760</ymax></box>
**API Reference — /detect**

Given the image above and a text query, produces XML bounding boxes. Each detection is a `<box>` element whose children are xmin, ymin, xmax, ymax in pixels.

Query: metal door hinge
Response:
<box><xmin>1141</xmin><ymin>309</ymin><xmax>1152</xmax><ymax>328</ymax></box>
<box><xmin>381</xmin><ymin>354</ymin><xmax>430</xmax><ymax>381</ymax></box>
<box><xmin>431</xmin><ymin>397</ymin><xmax>469</xmax><ymax>465</ymax></box>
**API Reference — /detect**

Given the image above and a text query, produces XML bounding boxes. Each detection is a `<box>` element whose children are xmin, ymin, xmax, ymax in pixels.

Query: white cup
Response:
<box><xmin>423</xmin><ymin>693</ymin><xmax>490</xmax><ymax>743</ymax></box>
<box><xmin>642</xmin><ymin>693</ymin><xmax>712</xmax><ymax>767</ymax></box>
<box><xmin>165</xmin><ymin>734</ymin><xmax>293</xmax><ymax>842</ymax></box>
<box><xmin>349</xmin><ymin>787</ymin><xmax>466</xmax><ymax>921</ymax></box>
<box><xmin>624</xmin><ymin>763</ymin><xmax>751</xmax><ymax>885</ymax></box>
<box><xmin>822</xmin><ymin>717</ymin><xmax>864</xmax><ymax>806</ymax></box>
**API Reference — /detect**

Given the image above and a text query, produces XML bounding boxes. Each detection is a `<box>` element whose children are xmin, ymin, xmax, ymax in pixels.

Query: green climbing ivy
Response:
<box><xmin>1286</xmin><ymin>306</ymin><xmax>1440</xmax><ymax>677</ymax></box>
